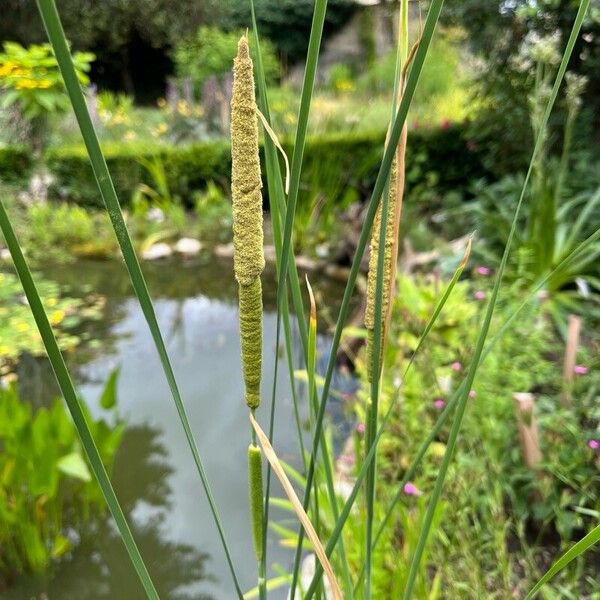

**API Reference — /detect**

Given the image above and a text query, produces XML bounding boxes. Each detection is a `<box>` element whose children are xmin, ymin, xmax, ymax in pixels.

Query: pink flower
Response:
<box><xmin>466</xmin><ymin>139</ymin><xmax>477</xmax><ymax>152</ymax></box>
<box><xmin>469</xmin><ymin>390</ymin><xmax>477</xmax><ymax>399</ymax></box>
<box><xmin>441</xmin><ymin>119</ymin><xmax>451</xmax><ymax>130</ymax></box>
<box><xmin>476</xmin><ymin>266</ymin><xmax>490</xmax><ymax>276</ymax></box>
<box><xmin>588</xmin><ymin>440</ymin><xmax>599</xmax><ymax>450</ymax></box>
<box><xmin>474</xmin><ymin>290</ymin><xmax>486</xmax><ymax>301</ymax></box>
<box><xmin>403</xmin><ymin>482</ymin><xmax>421</xmax><ymax>496</ymax></box>
<box><xmin>451</xmin><ymin>362</ymin><xmax>462</xmax><ymax>372</ymax></box>
<box><xmin>434</xmin><ymin>399</ymin><xmax>446</xmax><ymax>410</ymax></box>
<box><xmin>574</xmin><ymin>365</ymin><xmax>588</xmax><ymax>375</ymax></box>
<box><xmin>341</xmin><ymin>453</ymin><xmax>355</xmax><ymax>466</ymax></box>
<box><xmin>356</xmin><ymin>422</ymin><xmax>366</xmax><ymax>435</ymax></box>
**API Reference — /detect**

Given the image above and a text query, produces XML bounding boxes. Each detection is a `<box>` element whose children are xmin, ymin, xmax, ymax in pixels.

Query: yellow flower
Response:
<box><xmin>157</xmin><ymin>122</ymin><xmax>167</xmax><ymax>134</ymax></box>
<box><xmin>15</xmin><ymin>79</ymin><xmax>38</xmax><ymax>89</ymax></box>
<box><xmin>46</xmin><ymin>297</ymin><xmax>58</xmax><ymax>307</ymax></box>
<box><xmin>177</xmin><ymin>99</ymin><xmax>191</xmax><ymax>117</ymax></box>
<box><xmin>335</xmin><ymin>79</ymin><xmax>354</xmax><ymax>92</ymax></box>
<box><xmin>37</xmin><ymin>79</ymin><xmax>52</xmax><ymax>89</ymax></box>
<box><xmin>15</xmin><ymin>321</ymin><xmax>30</xmax><ymax>333</ymax></box>
<box><xmin>0</xmin><ymin>345</ymin><xmax>10</xmax><ymax>356</ymax></box>
<box><xmin>124</xmin><ymin>130</ymin><xmax>137</xmax><ymax>142</ymax></box>
<box><xmin>50</xmin><ymin>310</ymin><xmax>65</xmax><ymax>325</ymax></box>
<box><xmin>157</xmin><ymin>97</ymin><xmax>166</xmax><ymax>108</ymax></box>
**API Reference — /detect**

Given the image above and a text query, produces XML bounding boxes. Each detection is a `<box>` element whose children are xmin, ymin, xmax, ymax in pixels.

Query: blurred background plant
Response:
<box><xmin>0</xmin><ymin>377</ymin><xmax>123</xmax><ymax>582</ymax></box>
<box><xmin>457</xmin><ymin>43</ymin><xmax>600</xmax><ymax>327</ymax></box>
<box><xmin>0</xmin><ymin>41</ymin><xmax>93</xmax><ymax>150</ymax></box>
<box><xmin>346</xmin><ymin>274</ymin><xmax>600</xmax><ymax>597</ymax></box>
<box><xmin>0</xmin><ymin>270</ymin><xmax>104</xmax><ymax>380</ymax></box>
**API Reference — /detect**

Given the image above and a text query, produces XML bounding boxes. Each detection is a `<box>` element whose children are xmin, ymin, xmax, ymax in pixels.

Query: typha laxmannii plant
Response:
<box><xmin>231</xmin><ymin>34</ymin><xmax>265</xmax><ymax>573</ymax></box>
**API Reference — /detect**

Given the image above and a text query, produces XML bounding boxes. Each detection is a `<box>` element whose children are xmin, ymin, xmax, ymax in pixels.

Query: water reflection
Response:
<box><xmin>10</xmin><ymin>256</ymin><xmax>356</xmax><ymax>599</ymax></box>
<box><xmin>12</xmin><ymin>425</ymin><xmax>214</xmax><ymax>600</ymax></box>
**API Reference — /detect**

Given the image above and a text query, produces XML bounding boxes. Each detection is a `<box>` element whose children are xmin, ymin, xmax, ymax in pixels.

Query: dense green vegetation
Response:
<box><xmin>0</xmin><ymin>379</ymin><xmax>123</xmax><ymax>586</ymax></box>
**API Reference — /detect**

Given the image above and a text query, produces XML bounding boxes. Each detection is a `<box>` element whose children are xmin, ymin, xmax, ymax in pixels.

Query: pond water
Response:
<box><xmin>9</xmin><ymin>254</ymin><xmax>357</xmax><ymax>599</ymax></box>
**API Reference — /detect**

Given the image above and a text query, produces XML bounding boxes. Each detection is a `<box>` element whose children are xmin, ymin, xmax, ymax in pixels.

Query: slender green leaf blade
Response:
<box><xmin>525</xmin><ymin>524</ymin><xmax>600</xmax><ymax>599</ymax></box>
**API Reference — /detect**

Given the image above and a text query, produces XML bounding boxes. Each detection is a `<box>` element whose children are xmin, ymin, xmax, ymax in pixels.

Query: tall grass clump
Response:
<box><xmin>0</xmin><ymin>0</ymin><xmax>596</xmax><ymax>598</ymax></box>
<box><xmin>230</xmin><ymin>34</ymin><xmax>266</xmax><ymax>589</ymax></box>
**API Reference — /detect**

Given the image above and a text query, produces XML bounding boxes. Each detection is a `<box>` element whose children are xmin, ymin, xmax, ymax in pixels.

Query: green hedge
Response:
<box><xmin>0</xmin><ymin>146</ymin><xmax>32</xmax><ymax>182</ymax></box>
<box><xmin>39</xmin><ymin>126</ymin><xmax>488</xmax><ymax>208</ymax></box>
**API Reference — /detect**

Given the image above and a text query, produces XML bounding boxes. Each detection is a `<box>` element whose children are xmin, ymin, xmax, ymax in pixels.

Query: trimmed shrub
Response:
<box><xmin>43</xmin><ymin>125</ymin><xmax>489</xmax><ymax>208</ymax></box>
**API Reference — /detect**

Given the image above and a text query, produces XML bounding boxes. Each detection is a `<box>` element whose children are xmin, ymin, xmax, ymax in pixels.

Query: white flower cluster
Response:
<box><xmin>512</xmin><ymin>30</ymin><xmax>562</xmax><ymax>72</ymax></box>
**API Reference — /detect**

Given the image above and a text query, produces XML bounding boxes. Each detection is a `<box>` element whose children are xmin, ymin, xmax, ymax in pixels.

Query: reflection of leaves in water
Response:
<box><xmin>12</xmin><ymin>425</ymin><xmax>214</xmax><ymax>600</ymax></box>
<box><xmin>112</xmin><ymin>424</ymin><xmax>175</xmax><ymax>512</ymax></box>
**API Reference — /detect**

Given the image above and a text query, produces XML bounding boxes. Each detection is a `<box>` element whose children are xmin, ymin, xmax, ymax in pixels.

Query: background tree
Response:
<box><xmin>444</xmin><ymin>0</ymin><xmax>600</xmax><ymax>173</ymax></box>
<box><xmin>221</xmin><ymin>0</ymin><xmax>357</xmax><ymax>65</ymax></box>
<box><xmin>0</xmin><ymin>0</ymin><xmax>222</xmax><ymax>101</ymax></box>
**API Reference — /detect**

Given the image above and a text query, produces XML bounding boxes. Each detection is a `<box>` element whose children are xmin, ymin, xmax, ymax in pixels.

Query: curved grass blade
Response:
<box><xmin>525</xmin><ymin>524</ymin><xmax>600</xmax><ymax>599</ymax></box>
<box><xmin>290</xmin><ymin>0</ymin><xmax>447</xmax><ymax>592</ymax></box>
<box><xmin>0</xmin><ymin>200</ymin><xmax>159</xmax><ymax>600</ymax></box>
<box><xmin>402</xmin><ymin>3</ymin><xmax>590</xmax><ymax>596</ymax></box>
<box><xmin>244</xmin><ymin>574</ymin><xmax>292</xmax><ymax>599</ymax></box>
<box><xmin>250</xmin><ymin>413</ymin><xmax>343</xmax><ymax>600</ymax></box>
<box><xmin>34</xmin><ymin>1</ymin><xmax>242</xmax><ymax>596</ymax></box>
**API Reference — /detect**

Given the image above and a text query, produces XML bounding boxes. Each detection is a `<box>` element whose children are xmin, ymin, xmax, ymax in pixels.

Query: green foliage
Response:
<box><xmin>222</xmin><ymin>0</ymin><xmax>356</xmax><ymax>64</ymax></box>
<box><xmin>461</xmin><ymin>60</ymin><xmax>600</xmax><ymax>321</ymax></box>
<box><xmin>194</xmin><ymin>181</ymin><xmax>232</xmax><ymax>243</ymax></box>
<box><xmin>0</xmin><ymin>270</ymin><xmax>103</xmax><ymax>376</ymax></box>
<box><xmin>43</xmin><ymin>126</ymin><xmax>488</xmax><ymax>208</ymax></box>
<box><xmin>0</xmin><ymin>380</ymin><xmax>124</xmax><ymax>578</ymax></box>
<box><xmin>0</xmin><ymin>42</ymin><xmax>93</xmax><ymax>146</ymax></box>
<box><xmin>327</xmin><ymin>63</ymin><xmax>354</xmax><ymax>94</ymax></box>
<box><xmin>357</xmin><ymin>274</ymin><xmax>600</xmax><ymax>597</ymax></box>
<box><xmin>5</xmin><ymin>200</ymin><xmax>118</xmax><ymax>262</ymax></box>
<box><xmin>174</xmin><ymin>26</ymin><xmax>279</xmax><ymax>92</ymax></box>
<box><xmin>356</xmin><ymin>28</ymin><xmax>464</xmax><ymax>104</ymax></box>
<box><xmin>0</xmin><ymin>147</ymin><xmax>31</xmax><ymax>182</ymax></box>
<box><xmin>445</xmin><ymin>0</ymin><xmax>600</xmax><ymax>173</ymax></box>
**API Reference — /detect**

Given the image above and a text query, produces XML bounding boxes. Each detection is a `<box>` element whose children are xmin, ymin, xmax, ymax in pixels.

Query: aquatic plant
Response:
<box><xmin>0</xmin><ymin>270</ymin><xmax>103</xmax><ymax>378</ymax></box>
<box><xmin>0</xmin><ymin>378</ymin><xmax>123</xmax><ymax>582</ymax></box>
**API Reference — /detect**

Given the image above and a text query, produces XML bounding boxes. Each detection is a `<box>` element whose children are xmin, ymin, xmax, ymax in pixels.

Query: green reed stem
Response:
<box><xmin>35</xmin><ymin>1</ymin><xmax>242</xmax><ymax>596</ymax></box>
<box><xmin>0</xmin><ymin>200</ymin><xmax>159</xmax><ymax>600</ymax></box>
<box><xmin>289</xmin><ymin>1</ymin><xmax>446</xmax><ymax>594</ymax></box>
<box><xmin>402</xmin><ymin>4</ymin><xmax>590</xmax><ymax>595</ymax></box>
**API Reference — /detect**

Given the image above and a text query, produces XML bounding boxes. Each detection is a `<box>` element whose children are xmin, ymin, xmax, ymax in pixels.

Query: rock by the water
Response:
<box><xmin>142</xmin><ymin>243</ymin><xmax>172</xmax><ymax>260</ymax></box>
<box><xmin>214</xmin><ymin>243</ymin><xmax>234</xmax><ymax>258</ymax></box>
<box><xmin>175</xmin><ymin>237</ymin><xmax>202</xmax><ymax>255</ymax></box>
